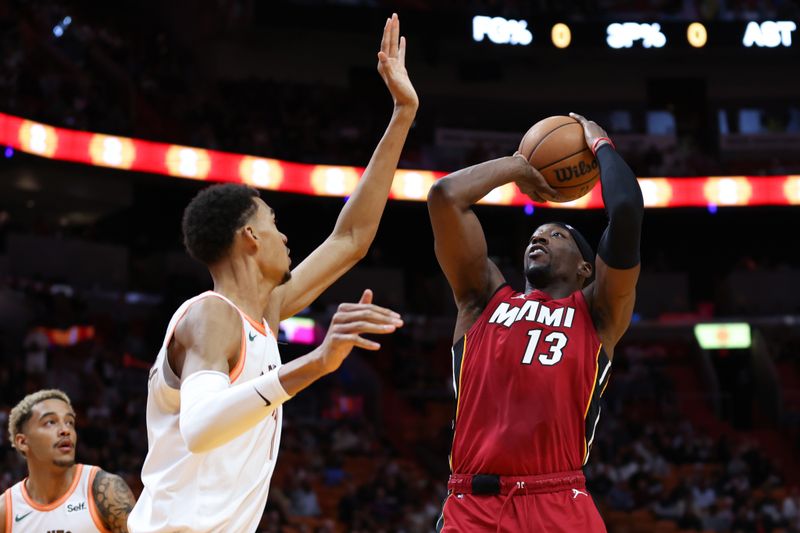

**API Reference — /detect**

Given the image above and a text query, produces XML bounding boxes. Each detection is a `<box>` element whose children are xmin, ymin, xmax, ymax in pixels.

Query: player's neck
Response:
<box><xmin>210</xmin><ymin>260</ymin><xmax>275</xmax><ymax>320</ymax></box>
<box><xmin>525</xmin><ymin>280</ymin><xmax>578</xmax><ymax>300</ymax></box>
<box><xmin>25</xmin><ymin>462</ymin><xmax>77</xmax><ymax>505</ymax></box>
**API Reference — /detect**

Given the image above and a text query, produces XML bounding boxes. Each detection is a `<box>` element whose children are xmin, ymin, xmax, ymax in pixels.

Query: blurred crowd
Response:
<box><xmin>588</xmin><ymin>342</ymin><xmax>800</xmax><ymax>533</ymax></box>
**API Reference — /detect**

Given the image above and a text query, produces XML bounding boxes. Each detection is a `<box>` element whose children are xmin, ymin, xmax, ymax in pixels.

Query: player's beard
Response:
<box><xmin>525</xmin><ymin>263</ymin><xmax>553</xmax><ymax>288</ymax></box>
<box><xmin>279</xmin><ymin>270</ymin><xmax>292</xmax><ymax>286</ymax></box>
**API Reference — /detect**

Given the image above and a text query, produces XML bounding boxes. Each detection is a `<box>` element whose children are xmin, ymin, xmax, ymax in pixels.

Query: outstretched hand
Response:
<box><xmin>569</xmin><ymin>112</ymin><xmax>610</xmax><ymax>152</ymax></box>
<box><xmin>318</xmin><ymin>289</ymin><xmax>403</xmax><ymax>373</ymax></box>
<box><xmin>377</xmin><ymin>14</ymin><xmax>419</xmax><ymax>111</ymax></box>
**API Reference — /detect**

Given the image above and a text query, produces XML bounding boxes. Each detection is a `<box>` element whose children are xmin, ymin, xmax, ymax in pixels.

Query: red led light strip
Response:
<box><xmin>2</xmin><ymin>112</ymin><xmax>799</xmax><ymax>208</ymax></box>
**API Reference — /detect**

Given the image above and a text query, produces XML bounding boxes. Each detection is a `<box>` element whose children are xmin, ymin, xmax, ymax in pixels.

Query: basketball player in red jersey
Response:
<box><xmin>1</xmin><ymin>389</ymin><xmax>136</xmax><ymax>533</ymax></box>
<box><xmin>427</xmin><ymin>113</ymin><xmax>643</xmax><ymax>532</ymax></box>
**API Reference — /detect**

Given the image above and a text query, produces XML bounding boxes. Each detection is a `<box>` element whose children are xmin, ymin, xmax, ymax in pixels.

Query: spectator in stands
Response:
<box><xmin>291</xmin><ymin>479</ymin><xmax>322</xmax><ymax>517</ymax></box>
<box><xmin>692</xmin><ymin>476</ymin><xmax>717</xmax><ymax>511</ymax></box>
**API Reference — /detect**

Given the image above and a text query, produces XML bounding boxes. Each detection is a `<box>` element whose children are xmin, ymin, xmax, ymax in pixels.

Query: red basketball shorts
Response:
<box><xmin>437</xmin><ymin>470</ymin><xmax>607</xmax><ymax>533</ymax></box>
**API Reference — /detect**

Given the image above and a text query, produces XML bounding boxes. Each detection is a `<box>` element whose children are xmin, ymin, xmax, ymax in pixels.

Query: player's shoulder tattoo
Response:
<box><xmin>92</xmin><ymin>469</ymin><xmax>136</xmax><ymax>533</ymax></box>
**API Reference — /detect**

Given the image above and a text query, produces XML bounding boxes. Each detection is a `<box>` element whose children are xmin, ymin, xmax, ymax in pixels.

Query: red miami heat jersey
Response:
<box><xmin>450</xmin><ymin>284</ymin><xmax>611</xmax><ymax>476</ymax></box>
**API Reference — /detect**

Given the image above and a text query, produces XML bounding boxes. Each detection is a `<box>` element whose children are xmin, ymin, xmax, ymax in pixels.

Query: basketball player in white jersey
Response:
<box><xmin>128</xmin><ymin>14</ymin><xmax>417</xmax><ymax>533</ymax></box>
<box><xmin>1</xmin><ymin>389</ymin><xmax>136</xmax><ymax>533</ymax></box>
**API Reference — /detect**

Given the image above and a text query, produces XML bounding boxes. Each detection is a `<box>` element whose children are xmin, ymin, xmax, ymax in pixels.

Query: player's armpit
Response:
<box><xmin>92</xmin><ymin>470</ymin><xmax>136</xmax><ymax>533</ymax></box>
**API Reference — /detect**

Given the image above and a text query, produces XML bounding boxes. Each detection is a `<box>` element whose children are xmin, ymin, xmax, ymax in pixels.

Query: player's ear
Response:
<box><xmin>242</xmin><ymin>225</ymin><xmax>258</xmax><ymax>243</ymax></box>
<box><xmin>578</xmin><ymin>261</ymin><xmax>593</xmax><ymax>280</ymax></box>
<box><xmin>14</xmin><ymin>433</ymin><xmax>29</xmax><ymax>456</ymax></box>
<box><xmin>238</xmin><ymin>226</ymin><xmax>259</xmax><ymax>256</ymax></box>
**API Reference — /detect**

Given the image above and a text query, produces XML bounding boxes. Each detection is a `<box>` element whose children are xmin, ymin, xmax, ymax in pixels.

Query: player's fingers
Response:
<box><xmin>334</xmin><ymin>309</ymin><xmax>404</xmax><ymax>328</ymax></box>
<box><xmin>513</xmin><ymin>151</ymin><xmax>531</xmax><ymax>162</ymax></box>
<box><xmin>331</xmin><ymin>310</ymin><xmax>403</xmax><ymax>328</ymax></box>
<box><xmin>336</xmin><ymin>302</ymin><xmax>402</xmax><ymax>320</ymax></box>
<box><xmin>390</xmin><ymin>13</ymin><xmax>399</xmax><ymax>56</ymax></box>
<box><xmin>529</xmin><ymin>191</ymin><xmax>546</xmax><ymax>203</ymax></box>
<box><xmin>529</xmin><ymin>168</ymin><xmax>559</xmax><ymax>199</ymax></box>
<box><xmin>569</xmin><ymin>112</ymin><xmax>588</xmax><ymax>125</ymax></box>
<box><xmin>529</xmin><ymin>165</ymin><xmax>546</xmax><ymax>182</ymax></box>
<box><xmin>359</xmin><ymin>289</ymin><xmax>373</xmax><ymax>305</ymax></box>
<box><xmin>536</xmin><ymin>184</ymin><xmax>561</xmax><ymax>202</ymax></box>
<box><xmin>381</xmin><ymin>17</ymin><xmax>391</xmax><ymax>54</ymax></box>
<box><xmin>377</xmin><ymin>50</ymin><xmax>388</xmax><ymax>64</ymax></box>
<box><xmin>335</xmin><ymin>308</ymin><xmax>402</xmax><ymax>324</ymax></box>
<box><xmin>336</xmin><ymin>333</ymin><xmax>381</xmax><ymax>351</ymax></box>
<box><xmin>353</xmin><ymin>335</ymin><xmax>382</xmax><ymax>351</ymax></box>
<box><xmin>398</xmin><ymin>36</ymin><xmax>406</xmax><ymax>64</ymax></box>
<box><xmin>336</xmin><ymin>321</ymin><xmax>398</xmax><ymax>335</ymax></box>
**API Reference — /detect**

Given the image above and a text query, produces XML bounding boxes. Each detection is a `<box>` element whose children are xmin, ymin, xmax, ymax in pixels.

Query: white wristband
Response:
<box><xmin>253</xmin><ymin>367</ymin><xmax>292</xmax><ymax>407</ymax></box>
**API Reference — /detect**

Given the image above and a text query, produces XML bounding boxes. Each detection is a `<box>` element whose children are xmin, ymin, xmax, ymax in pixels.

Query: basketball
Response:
<box><xmin>517</xmin><ymin>115</ymin><xmax>600</xmax><ymax>202</ymax></box>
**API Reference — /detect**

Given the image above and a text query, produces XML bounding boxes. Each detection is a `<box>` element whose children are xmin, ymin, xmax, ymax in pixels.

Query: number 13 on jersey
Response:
<box><xmin>521</xmin><ymin>329</ymin><xmax>568</xmax><ymax>366</ymax></box>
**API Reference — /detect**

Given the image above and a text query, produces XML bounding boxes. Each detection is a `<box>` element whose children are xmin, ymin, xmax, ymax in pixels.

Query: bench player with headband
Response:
<box><xmin>427</xmin><ymin>112</ymin><xmax>643</xmax><ymax>532</ymax></box>
<box><xmin>1</xmin><ymin>389</ymin><xmax>137</xmax><ymax>533</ymax></box>
<box><xmin>127</xmin><ymin>14</ymin><xmax>417</xmax><ymax>533</ymax></box>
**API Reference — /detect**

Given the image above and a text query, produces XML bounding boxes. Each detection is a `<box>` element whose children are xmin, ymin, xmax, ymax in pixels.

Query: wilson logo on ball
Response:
<box><xmin>553</xmin><ymin>160</ymin><xmax>598</xmax><ymax>183</ymax></box>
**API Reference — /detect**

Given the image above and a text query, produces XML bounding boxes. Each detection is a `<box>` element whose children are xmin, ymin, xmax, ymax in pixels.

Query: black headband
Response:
<box><xmin>549</xmin><ymin>221</ymin><xmax>596</xmax><ymax>283</ymax></box>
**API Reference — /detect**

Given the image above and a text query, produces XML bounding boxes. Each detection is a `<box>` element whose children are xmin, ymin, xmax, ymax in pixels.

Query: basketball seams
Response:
<box><xmin>528</xmin><ymin>120</ymin><xmax>580</xmax><ymax>163</ymax></box>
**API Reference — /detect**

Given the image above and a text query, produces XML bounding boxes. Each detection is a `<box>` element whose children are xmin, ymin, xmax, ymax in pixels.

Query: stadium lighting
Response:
<box><xmin>52</xmin><ymin>16</ymin><xmax>72</xmax><ymax>38</ymax></box>
<box><xmin>551</xmin><ymin>23</ymin><xmax>572</xmax><ymax>48</ymax></box>
<box><xmin>694</xmin><ymin>323</ymin><xmax>752</xmax><ymax>350</ymax></box>
<box><xmin>4</xmin><ymin>112</ymin><xmax>800</xmax><ymax>209</ymax></box>
<box><xmin>687</xmin><ymin>22</ymin><xmax>708</xmax><ymax>48</ymax></box>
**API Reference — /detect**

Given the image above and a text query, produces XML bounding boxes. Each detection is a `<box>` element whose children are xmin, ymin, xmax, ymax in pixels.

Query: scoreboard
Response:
<box><xmin>471</xmin><ymin>17</ymin><xmax>798</xmax><ymax>50</ymax></box>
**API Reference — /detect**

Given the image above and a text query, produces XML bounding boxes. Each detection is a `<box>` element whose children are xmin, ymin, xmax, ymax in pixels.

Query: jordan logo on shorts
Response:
<box><xmin>572</xmin><ymin>489</ymin><xmax>588</xmax><ymax>499</ymax></box>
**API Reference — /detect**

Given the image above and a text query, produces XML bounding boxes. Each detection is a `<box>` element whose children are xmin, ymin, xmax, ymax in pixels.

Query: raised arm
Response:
<box><xmin>92</xmin><ymin>470</ymin><xmax>136</xmax><ymax>533</ymax></box>
<box><xmin>271</xmin><ymin>14</ymin><xmax>418</xmax><ymax>323</ymax></box>
<box><xmin>571</xmin><ymin>113</ymin><xmax>644</xmax><ymax>357</ymax></box>
<box><xmin>174</xmin><ymin>293</ymin><xmax>401</xmax><ymax>454</ymax></box>
<box><xmin>427</xmin><ymin>156</ymin><xmax>557</xmax><ymax>341</ymax></box>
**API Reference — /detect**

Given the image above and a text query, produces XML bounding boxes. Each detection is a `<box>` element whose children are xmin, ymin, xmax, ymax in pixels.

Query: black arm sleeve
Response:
<box><xmin>596</xmin><ymin>144</ymin><xmax>644</xmax><ymax>270</ymax></box>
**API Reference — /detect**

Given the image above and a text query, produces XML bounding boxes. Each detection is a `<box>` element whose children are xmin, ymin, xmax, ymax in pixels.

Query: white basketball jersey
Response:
<box><xmin>128</xmin><ymin>291</ymin><xmax>283</xmax><ymax>533</ymax></box>
<box><xmin>4</xmin><ymin>463</ymin><xmax>109</xmax><ymax>533</ymax></box>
